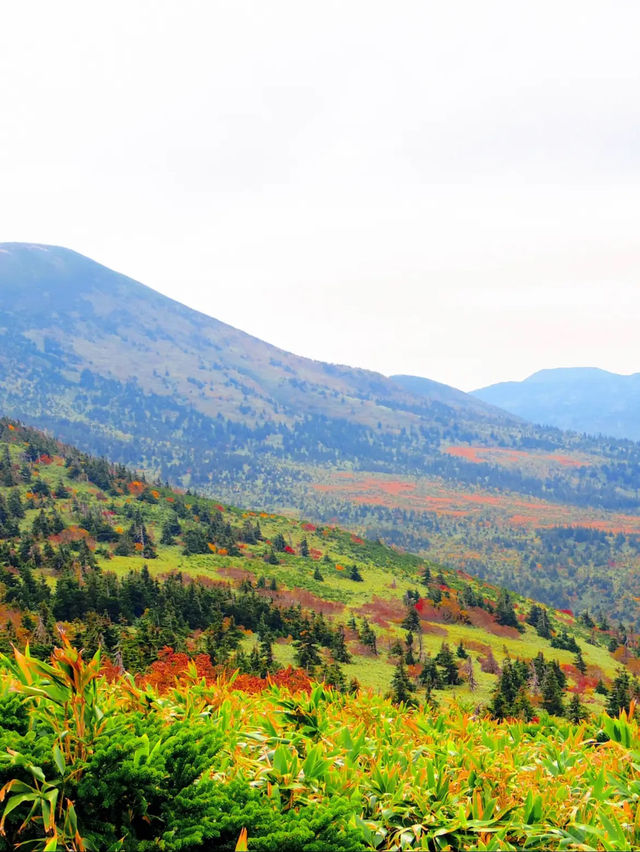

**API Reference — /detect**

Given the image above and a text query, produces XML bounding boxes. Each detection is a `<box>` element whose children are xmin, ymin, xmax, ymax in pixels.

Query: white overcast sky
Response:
<box><xmin>1</xmin><ymin>1</ymin><xmax>639</xmax><ymax>390</ymax></box>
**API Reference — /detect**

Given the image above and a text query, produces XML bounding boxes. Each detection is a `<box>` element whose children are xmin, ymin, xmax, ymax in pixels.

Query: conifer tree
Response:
<box><xmin>419</xmin><ymin>654</ymin><xmax>442</xmax><ymax>696</ymax></box>
<box><xmin>435</xmin><ymin>642</ymin><xmax>461</xmax><ymax>685</ymax></box>
<box><xmin>541</xmin><ymin>666</ymin><xmax>565</xmax><ymax>716</ymax></box>
<box><xmin>607</xmin><ymin>669</ymin><xmax>631</xmax><ymax>716</ymax></box>
<box><xmin>567</xmin><ymin>693</ymin><xmax>588</xmax><ymax>723</ymax></box>
<box><xmin>402</xmin><ymin>604</ymin><xmax>420</xmax><ymax>633</ymax></box>
<box><xmin>331</xmin><ymin>624</ymin><xmax>351</xmax><ymax>663</ymax></box>
<box><xmin>405</xmin><ymin>631</ymin><xmax>416</xmax><ymax>665</ymax></box>
<box><xmin>496</xmin><ymin>588</ymin><xmax>520</xmax><ymax>629</ymax></box>
<box><xmin>390</xmin><ymin>658</ymin><xmax>414</xmax><ymax>705</ymax></box>
<box><xmin>294</xmin><ymin>627</ymin><xmax>321</xmax><ymax>672</ymax></box>
<box><xmin>348</xmin><ymin>564</ymin><xmax>363</xmax><ymax>582</ymax></box>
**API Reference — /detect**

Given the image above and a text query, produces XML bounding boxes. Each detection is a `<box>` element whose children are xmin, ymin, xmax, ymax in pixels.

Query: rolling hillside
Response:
<box><xmin>474</xmin><ymin>367</ymin><xmax>640</xmax><ymax>441</ymax></box>
<box><xmin>1</xmin><ymin>427</ymin><xmax>640</xmax><ymax>850</ymax></box>
<box><xmin>0</xmin><ymin>418</ymin><xmax>628</xmax><ymax>702</ymax></box>
<box><xmin>3</xmin><ymin>244</ymin><xmax>640</xmax><ymax>623</ymax></box>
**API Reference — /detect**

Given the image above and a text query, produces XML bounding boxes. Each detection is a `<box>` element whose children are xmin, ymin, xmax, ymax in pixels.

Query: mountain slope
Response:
<box><xmin>390</xmin><ymin>373</ymin><xmax>515</xmax><ymax>418</ymax></box>
<box><xmin>0</xmin><ymin>242</ymin><xmax>507</xmax><ymax>430</ymax></box>
<box><xmin>0</xmin><ymin>417</ymin><xmax>624</xmax><ymax>700</ymax></box>
<box><xmin>4</xmin><ymin>244</ymin><xmax>640</xmax><ymax>622</ymax></box>
<box><xmin>474</xmin><ymin>367</ymin><xmax>640</xmax><ymax>440</ymax></box>
<box><xmin>2</xmin><ymin>421</ymin><xmax>639</xmax><ymax>852</ymax></box>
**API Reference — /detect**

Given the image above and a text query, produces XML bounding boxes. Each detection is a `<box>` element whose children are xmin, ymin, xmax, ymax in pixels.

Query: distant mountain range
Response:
<box><xmin>474</xmin><ymin>368</ymin><xmax>640</xmax><ymax>441</ymax></box>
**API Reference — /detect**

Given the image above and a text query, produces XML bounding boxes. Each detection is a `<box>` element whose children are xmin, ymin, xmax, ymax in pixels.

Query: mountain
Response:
<box><xmin>390</xmin><ymin>373</ymin><xmax>513</xmax><ymax>418</ymax></box>
<box><xmin>4</xmin><ymin>243</ymin><xmax>640</xmax><ymax>623</ymax></box>
<box><xmin>0</xmin><ymin>243</ymin><xmax>514</xmax><ymax>476</ymax></box>
<box><xmin>473</xmin><ymin>367</ymin><xmax>640</xmax><ymax>441</ymax></box>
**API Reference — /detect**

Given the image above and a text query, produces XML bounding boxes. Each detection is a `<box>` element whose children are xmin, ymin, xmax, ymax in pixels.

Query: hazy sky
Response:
<box><xmin>2</xmin><ymin>1</ymin><xmax>639</xmax><ymax>390</ymax></box>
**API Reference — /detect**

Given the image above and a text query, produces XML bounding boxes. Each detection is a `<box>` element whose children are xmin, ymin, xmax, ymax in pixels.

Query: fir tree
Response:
<box><xmin>390</xmin><ymin>658</ymin><xmax>415</xmax><ymax>705</ymax></box>
<box><xmin>359</xmin><ymin>619</ymin><xmax>378</xmax><ymax>655</ymax></box>
<box><xmin>402</xmin><ymin>605</ymin><xmax>420</xmax><ymax>633</ymax></box>
<box><xmin>418</xmin><ymin>654</ymin><xmax>442</xmax><ymax>695</ymax></box>
<box><xmin>567</xmin><ymin>693</ymin><xmax>588</xmax><ymax>724</ymax></box>
<box><xmin>331</xmin><ymin>625</ymin><xmax>351</xmax><ymax>663</ymax></box>
<box><xmin>348</xmin><ymin>564</ymin><xmax>363</xmax><ymax>582</ymax></box>
<box><xmin>435</xmin><ymin>642</ymin><xmax>461</xmax><ymax>685</ymax></box>
<box><xmin>495</xmin><ymin>588</ymin><xmax>520</xmax><ymax>630</ymax></box>
<box><xmin>294</xmin><ymin>627</ymin><xmax>321</xmax><ymax>672</ymax></box>
<box><xmin>607</xmin><ymin>669</ymin><xmax>631</xmax><ymax>716</ymax></box>
<box><xmin>541</xmin><ymin>666</ymin><xmax>565</xmax><ymax>716</ymax></box>
<box><xmin>405</xmin><ymin>631</ymin><xmax>416</xmax><ymax>665</ymax></box>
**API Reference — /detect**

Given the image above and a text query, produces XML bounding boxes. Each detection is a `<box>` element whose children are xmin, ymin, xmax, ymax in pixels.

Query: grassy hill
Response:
<box><xmin>2</xmin><ymin>421</ymin><xmax>640</xmax><ymax>850</ymax></box>
<box><xmin>0</xmin><ymin>418</ymin><xmax>633</xmax><ymax>705</ymax></box>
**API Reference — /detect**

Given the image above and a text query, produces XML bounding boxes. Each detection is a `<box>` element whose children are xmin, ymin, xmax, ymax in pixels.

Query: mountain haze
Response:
<box><xmin>474</xmin><ymin>367</ymin><xmax>640</xmax><ymax>441</ymax></box>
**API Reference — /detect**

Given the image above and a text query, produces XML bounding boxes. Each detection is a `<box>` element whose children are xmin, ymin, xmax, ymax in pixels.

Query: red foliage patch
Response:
<box><xmin>273</xmin><ymin>588</ymin><xmax>345</xmax><ymax>615</ymax></box>
<box><xmin>465</xmin><ymin>607</ymin><xmax>520</xmax><ymax>638</ymax></box>
<box><xmin>357</xmin><ymin>596</ymin><xmax>406</xmax><ymax>623</ymax></box>
<box><xmin>216</xmin><ymin>565</ymin><xmax>256</xmax><ymax>583</ymax></box>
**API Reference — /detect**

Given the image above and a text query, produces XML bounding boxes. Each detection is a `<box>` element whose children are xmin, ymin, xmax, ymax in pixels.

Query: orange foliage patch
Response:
<box><xmin>137</xmin><ymin>648</ymin><xmax>311</xmax><ymax>695</ymax></box>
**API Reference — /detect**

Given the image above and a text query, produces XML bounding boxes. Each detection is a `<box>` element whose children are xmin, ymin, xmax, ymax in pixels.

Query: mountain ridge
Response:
<box><xmin>474</xmin><ymin>366</ymin><xmax>640</xmax><ymax>440</ymax></box>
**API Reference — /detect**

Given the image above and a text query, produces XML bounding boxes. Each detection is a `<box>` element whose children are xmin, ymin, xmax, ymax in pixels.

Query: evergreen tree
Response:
<box><xmin>541</xmin><ymin>666</ymin><xmax>565</xmax><ymax>716</ymax></box>
<box><xmin>402</xmin><ymin>605</ymin><xmax>420</xmax><ymax>633</ymax></box>
<box><xmin>435</xmin><ymin>642</ymin><xmax>461</xmax><ymax>685</ymax></box>
<box><xmin>567</xmin><ymin>693</ymin><xmax>588</xmax><ymax>724</ymax></box>
<box><xmin>607</xmin><ymin>669</ymin><xmax>631</xmax><ymax>716</ymax></box>
<box><xmin>348</xmin><ymin>564</ymin><xmax>363</xmax><ymax>582</ymax></box>
<box><xmin>320</xmin><ymin>662</ymin><xmax>347</xmax><ymax>692</ymax></box>
<box><xmin>299</xmin><ymin>538</ymin><xmax>309</xmax><ymax>557</ymax></box>
<box><xmin>7</xmin><ymin>490</ymin><xmax>24</xmax><ymax>519</ymax></box>
<box><xmin>574</xmin><ymin>650</ymin><xmax>587</xmax><ymax>674</ymax></box>
<box><xmin>418</xmin><ymin>654</ymin><xmax>442</xmax><ymax>695</ymax></box>
<box><xmin>313</xmin><ymin>565</ymin><xmax>324</xmax><ymax>581</ymax></box>
<box><xmin>390</xmin><ymin>658</ymin><xmax>415</xmax><ymax>705</ymax></box>
<box><xmin>359</xmin><ymin>619</ymin><xmax>378</xmax><ymax>655</ymax></box>
<box><xmin>495</xmin><ymin>588</ymin><xmax>520</xmax><ymax>629</ymax></box>
<box><xmin>331</xmin><ymin>625</ymin><xmax>351</xmax><ymax>663</ymax></box>
<box><xmin>405</xmin><ymin>631</ymin><xmax>416</xmax><ymax>665</ymax></box>
<box><xmin>293</xmin><ymin>627</ymin><xmax>321</xmax><ymax>672</ymax></box>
